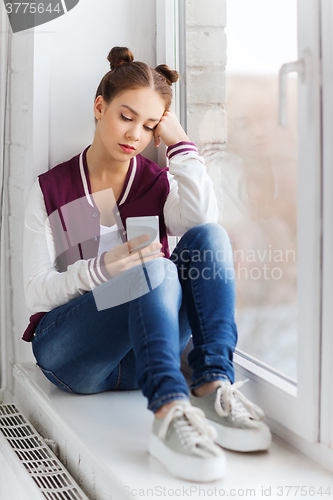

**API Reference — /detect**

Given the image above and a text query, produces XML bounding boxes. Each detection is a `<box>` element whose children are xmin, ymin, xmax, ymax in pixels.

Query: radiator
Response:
<box><xmin>0</xmin><ymin>404</ymin><xmax>90</xmax><ymax>500</ymax></box>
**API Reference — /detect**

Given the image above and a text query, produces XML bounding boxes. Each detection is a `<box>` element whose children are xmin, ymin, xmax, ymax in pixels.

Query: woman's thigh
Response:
<box><xmin>32</xmin><ymin>276</ymin><xmax>136</xmax><ymax>394</ymax></box>
<box><xmin>32</xmin><ymin>256</ymin><xmax>192</xmax><ymax>394</ymax></box>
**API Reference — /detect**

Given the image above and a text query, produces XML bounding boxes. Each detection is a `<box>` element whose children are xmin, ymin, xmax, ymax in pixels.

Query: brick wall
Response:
<box><xmin>185</xmin><ymin>0</ymin><xmax>227</xmax><ymax>151</ymax></box>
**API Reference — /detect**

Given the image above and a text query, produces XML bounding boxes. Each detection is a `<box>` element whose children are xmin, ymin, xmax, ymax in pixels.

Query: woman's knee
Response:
<box><xmin>182</xmin><ymin>223</ymin><xmax>231</xmax><ymax>250</ymax></box>
<box><xmin>189</xmin><ymin>222</ymin><xmax>229</xmax><ymax>239</ymax></box>
<box><xmin>174</xmin><ymin>223</ymin><xmax>233</xmax><ymax>268</ymax></box>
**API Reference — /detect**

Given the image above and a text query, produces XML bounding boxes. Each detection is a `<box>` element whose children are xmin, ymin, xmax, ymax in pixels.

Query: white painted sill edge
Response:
<box><xmin>11</xmin><ymin>361</ymin><xmax>333</xmax><ymax>488</ymax></box>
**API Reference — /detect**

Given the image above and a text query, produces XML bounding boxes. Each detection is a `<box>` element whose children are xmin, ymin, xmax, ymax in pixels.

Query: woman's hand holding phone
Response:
<box><xmin>103</xmin><ymin>235</ymin><xmax>164</xmax><ymax>279</ymax></box>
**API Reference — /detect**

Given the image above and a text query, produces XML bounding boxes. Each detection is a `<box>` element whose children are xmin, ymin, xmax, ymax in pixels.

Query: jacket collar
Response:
<box><xmin>79</xmin><ymin>146</ymin><xmax>137</xmax><ymax>207</ymax></box>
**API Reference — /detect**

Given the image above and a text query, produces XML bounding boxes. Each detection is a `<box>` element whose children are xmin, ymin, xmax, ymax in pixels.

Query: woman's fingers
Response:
<box><xmin>154</xmin><ymin>133</ymin><xmax>161</xmax><ymax>148</ymax></box>
<box><xmin>122</xmin><ymin>241</ymin><xmax>164</xmax><ymax>267</ymax></box>
<box><xmin>128</xmin><ymin>233</ymin><xmax>149</xmax><ymax>246</ymax></box>
<box><xmin>110</xmin><ymin>234</ymin><xmax>150</xmax><ymax>260</ymax></box>
<box><xmin>128</xmin><ymin>242</ymin><xmax>163</xmax><ymax>260</ymax></box>
<box><xmin>104</xmin><ymin>236</ymin><xmax>164</xmax><ymax>279</ymax></box>
<box><xmin>122</xmin><ymin>249</ymin><xmax>164</xmax><ymax>272</ymax></box>
<box><xmin>125</xmin><ymin>234</ymin><xmax>150</xmax><ymax>254</ymax></box>
<box><xmin>154</xmin><ymin>109</ymin><xmax>190</xmax><ymax>147</ymax></box>
<box><xmin>126</xmin><ymin>235</ymin><xmax>162</xmax><ymax>256</ymax></box>
<box><xmin>104</xmin><ymin>234</ymin><xmax>149</xmax><ymax>266</ymax></box>
<box><xmin>107</xmin><ymin>247</ymin><xmax>164</xmax><ymax>278</ymax></box>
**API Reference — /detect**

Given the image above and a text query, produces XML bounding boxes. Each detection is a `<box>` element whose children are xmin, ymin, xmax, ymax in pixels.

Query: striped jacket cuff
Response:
<box><xmin>166</xmin><ymin>141</ymin><xmax>200</xmax><ymax>160</ymax></box>
<box><xmin>87</xmin><ymin>251</ymin><xmax>110</xmax><ymax>287</ymax></box>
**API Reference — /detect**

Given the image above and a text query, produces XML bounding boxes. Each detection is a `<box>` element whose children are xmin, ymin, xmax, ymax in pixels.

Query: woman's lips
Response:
<box><xmin>119</xmin><ymin>144</ymin><xmax>136</xmax><ymax>153</ymax></box>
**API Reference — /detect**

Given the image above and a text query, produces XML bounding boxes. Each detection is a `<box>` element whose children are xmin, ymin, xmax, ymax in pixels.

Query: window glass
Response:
<box><xmin>184</xmin><ymin>0</ymin><xmax>298</xmax><ymax>379</ymax></box>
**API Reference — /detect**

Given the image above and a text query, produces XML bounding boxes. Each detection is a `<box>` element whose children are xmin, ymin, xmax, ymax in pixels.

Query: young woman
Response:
<box><xmin>23</xmin><ymin>47</ymin><xmax>271</xmax><ymax>482</ymax></box>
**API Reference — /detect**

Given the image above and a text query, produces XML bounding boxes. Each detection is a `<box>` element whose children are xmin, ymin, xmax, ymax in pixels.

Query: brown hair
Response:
<box><xmin>94</xmin><ymin>47</ymin><xmax>179</xmax><ymax>122</ymax></box>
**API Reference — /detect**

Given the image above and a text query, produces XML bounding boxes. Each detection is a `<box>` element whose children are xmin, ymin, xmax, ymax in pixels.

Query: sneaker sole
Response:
<box><xmin>149</xmin><ymin>434</ymin><xmax>227</xmax><ymax>482</ymax></box>
<box><xmin>209</xmin><ymin>420</ymin><xmax>272</xmax><ymax>452</ymax></box>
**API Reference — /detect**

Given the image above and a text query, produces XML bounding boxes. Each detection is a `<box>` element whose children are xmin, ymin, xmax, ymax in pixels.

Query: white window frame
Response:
<box><xmin>156</xmin><ymin>0</ymin><xmax>180</xmax><ymax>255</ymax></box>
<box><xmin>175</xmin><ymin>0</ymin><xmax>333</xmax><ymax>469</ymax></box>
<box><xmin>233</xmin><ymin>0</ymin><xmax>322</xmax><ymax>442</ymax></box>
<box><xmin>320</xmin><ymin>0</ymin><xmax>333</xmax><ymax>452</ymax></box>
<box><xmin>0</xmin><ymin>4</ymin><xmax>10</xmax><ymax>403</ymax></box>
<box><xmin>156</xmin><ymin>0</ymin><xmax>180</xmax><ymax>170</ymax></box>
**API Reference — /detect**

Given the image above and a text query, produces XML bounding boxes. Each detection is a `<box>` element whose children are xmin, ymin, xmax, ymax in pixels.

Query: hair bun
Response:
<box><xmin>107</xmin><ymin>46</ymin><xmax>134</xmax><ymax>71</ymax></box>
<box><xmin>155</xmin><ymin>64</ymin><xmax>179</xmax><ymax>86</ymax></box>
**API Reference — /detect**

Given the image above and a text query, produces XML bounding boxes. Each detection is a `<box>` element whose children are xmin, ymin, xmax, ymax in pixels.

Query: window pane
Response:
<box><xmin>184</xmin><ymin>0</ymin><xmax>298</xmax><ymax>380</ymax></box>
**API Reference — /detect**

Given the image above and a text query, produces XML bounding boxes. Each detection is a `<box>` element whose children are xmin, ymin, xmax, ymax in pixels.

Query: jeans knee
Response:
<box><xmin>202</xmin><ymin>222</ymin><xmax>229</xmax><ymax>240</ymax></box>
<box><xmin>175</xmin><ymin>223</ymin><xmax>233</xmax><ymax>268</ymax></box>
<box><xmin>185</xmin><ymin>223</ymin><xmax>231</xmax><ymax>248</ymax></box>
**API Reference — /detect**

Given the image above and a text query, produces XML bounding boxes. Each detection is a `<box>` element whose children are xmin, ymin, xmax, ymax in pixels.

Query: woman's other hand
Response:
<box><xmin>154</xmin><ymin>109</ymin><xmax>190</xmax><ymax>148</ymax></box>
<box><xmin>103</xmin><ymin>235</ymin><xmax>164</xmax><ymax>279</ymax></box>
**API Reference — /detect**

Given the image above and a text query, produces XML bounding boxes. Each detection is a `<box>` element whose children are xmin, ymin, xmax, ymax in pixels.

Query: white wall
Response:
<box><xmin>47</xmin><ymin>0</ymin><xmax>157</xmax><ymax>167</ymax></box>
<box><xmin>6</xmin><ymin>0</ymin><xmax>157</xmax><ymax>390</ymax></box>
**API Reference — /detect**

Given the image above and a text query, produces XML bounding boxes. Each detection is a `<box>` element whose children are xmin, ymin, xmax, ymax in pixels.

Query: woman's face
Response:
<box><xmin>94</xmin><ymin>87</ymin><xmax>166</xmax><ymax>163</ymax></box>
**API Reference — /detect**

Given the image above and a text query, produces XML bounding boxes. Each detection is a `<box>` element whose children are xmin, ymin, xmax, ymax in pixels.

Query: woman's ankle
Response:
<box><xmin>154</xmin><ymin>399</ymin><xmax>186</xmax><ymax>419</ymax></box>
<box><xmin>192</xmin><ymin>380</ymin><xmax>225</xmax><ymax>397</ymax></box>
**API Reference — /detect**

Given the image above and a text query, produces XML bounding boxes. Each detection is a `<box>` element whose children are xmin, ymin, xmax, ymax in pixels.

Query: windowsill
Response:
<box><xmin>11</xmin><ymin>362</ymin><xmax>333</xmax><ymax>500</ymax></box>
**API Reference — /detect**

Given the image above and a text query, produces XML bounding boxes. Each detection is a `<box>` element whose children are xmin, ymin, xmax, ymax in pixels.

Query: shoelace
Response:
<box><xmin>157</xmin><ymin>403</ymin><xmax>220</xmax><ymax>457</ymax></box>
<box><xmin>214</xmin><ymin>379</ymin><xmax>265</xmax><ymax>421</ymax></box>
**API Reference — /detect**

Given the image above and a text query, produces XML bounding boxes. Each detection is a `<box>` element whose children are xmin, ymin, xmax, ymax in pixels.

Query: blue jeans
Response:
<box><xmin>32</xmin><ymin>223</ymin><xmax>238</xmax><ymax>413</ymax></box>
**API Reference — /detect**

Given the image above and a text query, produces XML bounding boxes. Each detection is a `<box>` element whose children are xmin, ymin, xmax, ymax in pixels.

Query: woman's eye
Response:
<box><xmin>121</xmin><ymin>113</ymin><xmax>154</xmax><ymax>131</ymax></box>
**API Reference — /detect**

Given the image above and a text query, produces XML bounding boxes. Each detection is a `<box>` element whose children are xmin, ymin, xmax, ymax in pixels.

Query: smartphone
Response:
<box><xmin>126</xmin><ymin>216</ymin><xmax>160</xmax><ymax>254</ymax></box>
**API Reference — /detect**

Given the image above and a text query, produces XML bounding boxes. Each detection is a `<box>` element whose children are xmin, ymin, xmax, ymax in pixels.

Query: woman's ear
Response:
<box><xmin>94</xmin><ymin>96</ymin><xmax>105</xmax><ymax>121</ymax></box>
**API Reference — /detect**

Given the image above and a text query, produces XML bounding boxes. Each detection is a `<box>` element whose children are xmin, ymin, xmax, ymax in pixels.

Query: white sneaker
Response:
<box><xmin>190</xmin><ymin>379</ymin><xmax>272</xmax><ymax>452</ymax></box>
<box><xmin>149</xmin><ymin>400</ymin><xmax>226</xmax><ymax>482</ymax></box>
